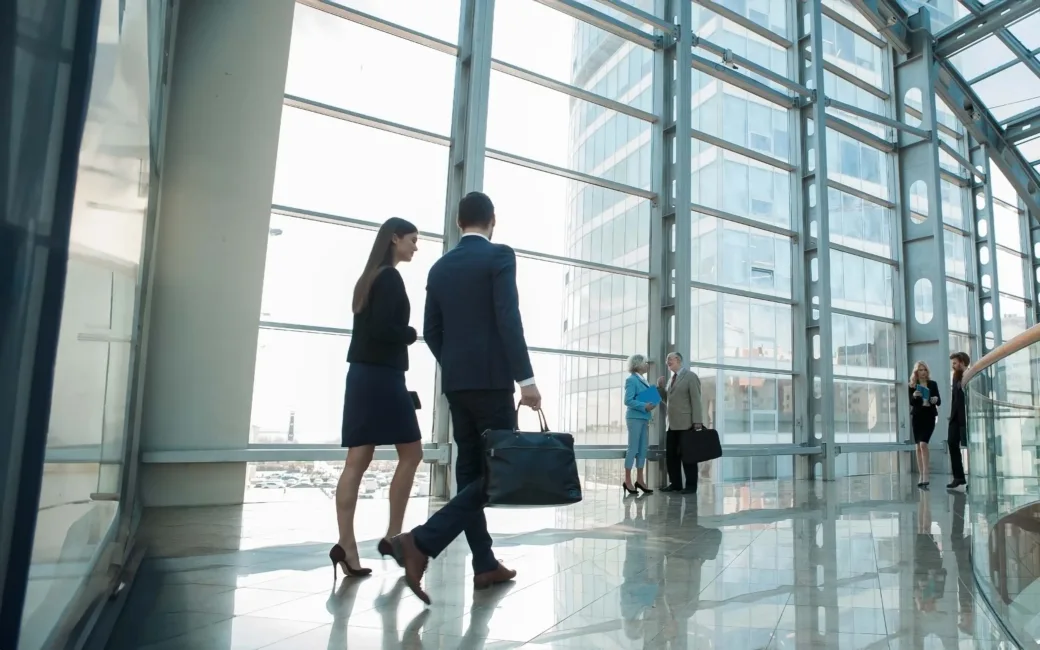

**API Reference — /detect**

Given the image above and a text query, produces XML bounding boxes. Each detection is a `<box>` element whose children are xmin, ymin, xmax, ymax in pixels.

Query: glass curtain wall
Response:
<box><xmin>247</xmin><ymin>0</ymin><xmax>1040</xmax><ymax>489</ymax></box>
<box><xmin>245</xmin><ymin>2</ymin><xmax>459</xmax><ymax>500</ymax></box>
<box><xmin>820</xmin><ymin>2</ymin><xmax>901</xmax><ymax>473</ymax></box>
<box><xmin>688</xmin><ymin>1</ymin><xmax>797</xmax><ymax>482</ymax></box>
<box><xmin>15</xmin><ymin>0</ymin><xmax>167</xmax><ymax>647</ymax></box>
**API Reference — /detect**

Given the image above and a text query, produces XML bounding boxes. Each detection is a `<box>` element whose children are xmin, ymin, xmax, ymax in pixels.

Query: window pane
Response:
<box><xmin>690</xmin><ymin>289</ymin><xmax>793</xmax><ymax>371</ymax></box>
<box><xmin>1001</xmin><ymin>296</ymin><xmax>1028</xmax><ymax>341</ymax></box>
<box><xmin>494</xmin><ymin>0</ymin><xmax>653</xmax><ymax>108</ymax></box>
<box><xmin>692</xmin><ymin>213</ymin><xmax>792</xmax><ymax>299</ymax></box>
<box><xmin>993</xmin><ymin>201</ymin><xmax>1023</xmax><ymax>253</ymax></box>
<box><xmin>694</xmin><ymin>143</ymin><xmax>791</xmax><ymax>229</ymax></box>
<box><xmin>946</xmin><ymin>281</ymin><xmax>972</xmax><ymax>334</ymax></box>
<box><xmin>273</xmin><ymin>107</ymin><xmax>449</xmax><ymax>234</ymax></box>
<box><xmin>245</xmin><ymin>460</ymin><xmax>431</xmax><ymax>502</ymax></box>
<box><xmin>542</xmin><ymin>261</ymin><xmax>650</xmax><ymax>355</ymax></box>
<box><xmin>260</xmin><ymin>217</ymin><xmax>439</xmax><ymax>331</ymax></box>
<box><xmin>831</xmin><ymin>313</ymin><xmax>896</xmax><ymax>380</ymax></box>
<box><xmin>833</xmin><ymin>380</ymin><xmax>897</xmax><ymax>443</ymax></box>
<box><xmin>695</xmin><ymin>368</ymin><xmax>795</xmax><ymax>445</ymax></box>
<box><xmin>996</xmin><ymin>249</ymin><xmax>1026</xmax><ymax>298</ymax></box>
<box><xmin>483</xmin><ymin>157</ymin><xmax>652</xmax><ymax>269</ymax></box>
<box><xmin>286</xmin><ymin>6</ymin><xmax>456</xmax><ymax>134</ymax></box>
<box><xmin>333</xmin><ymin>0</ymin><xmax>461</xmax><ymax>44</ymax></box>
<box><xmin>828</xmin><ymin>187</ymin><xmax>894</xmax><ymax>259</ymax></box>
<box><xmin>488</xmin><ymin>72</ymin><xmax>651</xmax><ymax>184</ymax></box>
<box><xmin>943</xmin><ymin>230</ymin><xmax>970</xmax><ymax>282</ymax></box>
<box><xmin>250</xmin><ymin>329</ymin><xmax>438</xmax><ymax>444</ymax></box>
<box><xmin>549</xmin><ymin>352</ymin><xmax>628</xmax><ymax>444</ymax></box>
<box><xmin>830</xmin><ymin>250</ymin><xmax>894</xmax><ymax>318</ymax></box>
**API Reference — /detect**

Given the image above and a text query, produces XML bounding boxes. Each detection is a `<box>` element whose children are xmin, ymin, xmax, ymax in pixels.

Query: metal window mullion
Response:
<box><xmin>490</xmin><ymin>58</ymin><xmax>657</xmax><ymax>123</ymax></box>
<box><xmin>825</xmin><ymin>97</ymin><xmax>930</xmax><ymax>139</ymax></box>
<box><xmin>692</xmin><ymin>0</ymin><xmax>793</xmax><ymax>49</ymax></box>
<box><xmin>671</xmin><ymin>0</ymin><xmax>693</xmax><ymax>372</ymax></box>
<box><xmin>893</xmin><ymin>11</ymin><xmax>952</xmax><ymax>481</ymax></box>
<box><xmin>691</xmin><ymin>53</ymin><xmax>793</xmax><ymax>108</ymax></box>
<box><xmin>434</xmin><ymin>0</ymin><xmax>496</xmax><ymax>500</ymax></box>
<box><xmin>1030</xmin><ymin>216</ymin><xmax>1040</xmax><ymax>328</ymax></box>
<box><xmin>971</xmin><ymin>145</ymin><xmax>1003</xmax><ymax>347</ymax></box>
<box><xmin>787</xmin><ymin>0</ymin><xmax>809</xmax><ymax>482</ymax></box>
<box><xmin>798</xmin><ymin>0</ymin><xmax>836</xmax><ymax>481</ymax></box>
<box><xmin>648</xmin><ymin>0</ymin><xmax>671</xmax><ymax>473</ymax></box>
<box><xmin>689</xmin><ymin>280</ymin><xmax>796</xmax><ymax>305</ymax></box>
<box><xmin>1016</xmin><ymin>198</ymin><xmax>1035</xmax><ymax>328</ymax></box>
<box><xmin>532</xmin><ymin>0</ymin><xmax>657</xmax><ymax>49</ymax></box>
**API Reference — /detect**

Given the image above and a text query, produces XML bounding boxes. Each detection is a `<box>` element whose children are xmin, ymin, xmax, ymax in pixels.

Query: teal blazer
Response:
<box><xmin>624</xmin><ymin>373</ymin><xmax>653</xmax><ymax>421</ymax></box>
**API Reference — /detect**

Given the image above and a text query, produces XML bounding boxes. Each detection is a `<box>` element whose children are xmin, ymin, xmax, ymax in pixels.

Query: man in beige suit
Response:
<box><xmin>656</xmin><ymin>352</ymin><xmax>703</xmax><ymax>494</ymax></box>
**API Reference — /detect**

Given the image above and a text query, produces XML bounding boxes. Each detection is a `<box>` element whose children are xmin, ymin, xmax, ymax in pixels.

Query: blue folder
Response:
<box><xmin>915</xmin><ymin>384</ymin><xmax>930</xmax><ymax>401</ymax></box>
<box><xmin>637</xmin><ymin>385</ymin><xmax>662</xmax><ymax>405</ymax></box>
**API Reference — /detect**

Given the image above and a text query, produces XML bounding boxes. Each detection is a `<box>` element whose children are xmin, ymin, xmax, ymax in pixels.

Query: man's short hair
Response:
<box><xmin>458</xmin><ymin>192</ymin><xmax>495</xmax><ymax>229</ymax></box>
<box><xmin>950</xmin><ymin>351</ymin><xmax>970</xmax><ymax>365</ymax></box>
<box><xmin>667</xmin><ymin>351</ymin><xmax>683</xmax><ymax>362</ymax></box>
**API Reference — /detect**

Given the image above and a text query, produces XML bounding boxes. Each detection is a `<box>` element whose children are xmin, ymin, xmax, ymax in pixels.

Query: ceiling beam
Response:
<box><xmin>933</xmin><ymin>0</ymin><xmax>1040</xmax><ymax>59</ymax></box>
<box><xmin>934</xmin><ymin>58</ymin><xmax>1040</xmax><ymax>218</ymax></box>
<box><xmin>843</xmin><ymin>0</ymin><xmax>909</xmax><ymax>53</ymax></box>
<box><xmin>958</xmin><ymin>0</ymin><xmax>1040</xmax><ymax>86</ymax></box>
<box><xmin>1005</xmin><ymin>105</ymin><xmax>1040</xmax><ymax>144</ymax></box>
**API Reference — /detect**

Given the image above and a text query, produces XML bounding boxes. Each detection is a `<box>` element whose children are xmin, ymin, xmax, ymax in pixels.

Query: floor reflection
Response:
<box><xmin>108</xmin><ymin>476</ymin><xmax>1018</xmax><ymax>649</ymax></box>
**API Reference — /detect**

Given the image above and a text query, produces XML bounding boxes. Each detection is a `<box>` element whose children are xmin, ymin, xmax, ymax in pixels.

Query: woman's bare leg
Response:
<box><xmin>385</xmin><ymin>441</ymin><xmax>423</xmax><ymax>539</ymax></box>
<box><xmin>920</xmin><ymin>442</ymin><xmax>930</xmax><ymax>483</ymax></box>
<box><xmin>336</xmin><ymin>445</ymin><xmax>374</xmax><ymax>564</ymax></box>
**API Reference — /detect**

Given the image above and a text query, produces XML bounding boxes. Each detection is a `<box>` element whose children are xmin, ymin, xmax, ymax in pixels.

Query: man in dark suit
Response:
<box><xmin>386</xmin><ymin>191</ymin><xmax>541</xmax><ymax>604</ymax></box>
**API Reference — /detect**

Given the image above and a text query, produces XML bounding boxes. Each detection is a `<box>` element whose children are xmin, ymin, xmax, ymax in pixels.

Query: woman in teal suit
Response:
<box><xmin>623</xmin><ymin>354</ymin><xmax>656</xmax><ymax>495</ymax></box>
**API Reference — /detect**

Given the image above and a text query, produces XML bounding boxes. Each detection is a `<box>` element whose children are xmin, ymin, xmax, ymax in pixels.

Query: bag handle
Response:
<box><xmin>514</xmin><ymin>405</ymin><xmax>550</xmax><ymax>433</ymax></box>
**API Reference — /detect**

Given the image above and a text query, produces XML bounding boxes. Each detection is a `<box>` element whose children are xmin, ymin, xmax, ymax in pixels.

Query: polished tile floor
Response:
<box><xmin>108</xmin><ymin>475</ymin><xmax>1016</xmax><ymax>649</ymax></box>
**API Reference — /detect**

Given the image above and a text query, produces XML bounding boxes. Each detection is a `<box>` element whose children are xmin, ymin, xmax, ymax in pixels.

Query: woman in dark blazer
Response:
<box><xmin>331</xmin><ymin>217</ymin><xmax>424</xmax><ymax>579</ymax></box>
<box><xmin>909</xmin><ymin>360</ymin><xmax>941</xmax><ymax>488</ymax></box>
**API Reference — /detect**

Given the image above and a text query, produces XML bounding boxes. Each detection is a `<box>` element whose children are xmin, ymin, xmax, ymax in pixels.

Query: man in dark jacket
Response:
<box><xmin>947</xmin><ymin>351</ymin><xmax>970</xmax><ymax>489</ymax></box>
<box><xmin>385</xmin><ymin>192</ymin><xmax>540</xmax><ymax>604</ymax></box>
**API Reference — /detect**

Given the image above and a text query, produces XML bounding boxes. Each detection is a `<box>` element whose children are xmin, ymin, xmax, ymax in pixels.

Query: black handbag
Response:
<box><xmin>482</xmin><ymin>409</ymin><xmax>583</xmax><ymax>508</ymax></box>
<box><xmin>680</xmin><ymin>427</ymin><xmax>723</xmax><ymax>464</ymax></box>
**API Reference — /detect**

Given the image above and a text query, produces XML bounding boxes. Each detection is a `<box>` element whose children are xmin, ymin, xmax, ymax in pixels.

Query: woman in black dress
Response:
<box><xmin>909</xmin><ymin>360</ymin><xmax>941</xmax><ymax>488</ymax></box>
<box><xmin>331</xmin><ymin>218</ymin><xmax>423</xmax><ymax>579</ymax></box>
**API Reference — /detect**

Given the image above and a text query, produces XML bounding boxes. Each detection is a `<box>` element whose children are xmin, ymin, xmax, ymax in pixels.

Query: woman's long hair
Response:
<box><xmin>909</xmin><ymin>360</ymin><xmax>930</xmax><ymax>386</ymax></box>
<box><xmin>352</xmin><ymin>217</ymin><xmax>417</xmax><ymax>314</ymax></box>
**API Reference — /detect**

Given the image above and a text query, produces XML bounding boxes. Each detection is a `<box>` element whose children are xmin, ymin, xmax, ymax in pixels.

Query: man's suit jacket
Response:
<box><xmin>657</xmin><ymin>367</ymin><xmax>703</xmax><ymax>431</ymax></box>
<box><xmin>423</xmin><ymin>235</ymin><xmax>534</xmax><ymax>393</ymax></box>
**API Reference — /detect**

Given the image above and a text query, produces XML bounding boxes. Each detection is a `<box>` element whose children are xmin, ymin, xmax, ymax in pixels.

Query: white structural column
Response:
<box><xmin>139</xmin><ymin>0</ymin><xmax>295</xmax><ymax>506</ymax></box>
<box><xmin>797</xmin><ymin>0</ymin><xmax>837</xmax><ymax>480</ymax></box>
<box><xmin>433</xmin><ymin>0</ymin><xmax>496</xmax><ymax>499</ymax></box>
<box><xmin>893</xmin><ymin>8</ymin><xmax>951</xmax><ymax>477</ymax></box>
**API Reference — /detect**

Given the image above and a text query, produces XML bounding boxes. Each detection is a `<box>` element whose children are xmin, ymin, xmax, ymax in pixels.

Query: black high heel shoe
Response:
<box><xmin>635</xmin><ymin>482</ymin><xmax>654</xmax><ymax>495</ymax></box>
<box><xmin>622</xmin><ymin>482</ymin><xmax>638</xmax><ymax>496</ymax></box>
<box><xmin>329</xmin><ymin>544</ymin><xmax>372</xmax><ymax>580</ymax></box>
<box><xmin>378</xmin><ymin>538</ymin><xmax>403</xmax><ymax>568</ymax></box>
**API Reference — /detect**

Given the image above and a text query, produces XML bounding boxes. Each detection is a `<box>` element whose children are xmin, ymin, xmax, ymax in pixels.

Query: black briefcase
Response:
<box><xmin>680</xmin><ymin>427</ymin><xmax>723</xmax><ymax>464</ymax></box>
<box><xmin>482</xmin><ymin>409</ymin><xmax>583</xmax><ymax>507</ymax></box>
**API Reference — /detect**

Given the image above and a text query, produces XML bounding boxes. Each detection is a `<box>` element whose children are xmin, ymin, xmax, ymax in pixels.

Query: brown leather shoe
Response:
<box><xmin>388</xmin><ymin>533</ymin><xmax>430</xmax><ymax>604</ymax></box>
<box><xmin>473</xmin><ymin>563</ymin><xmax>517</xmax><ymax>590</ymax></box>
